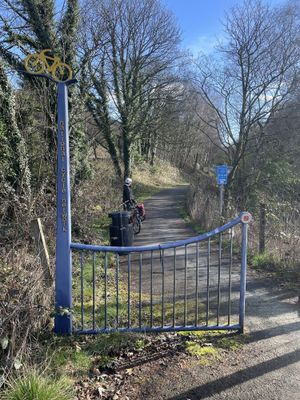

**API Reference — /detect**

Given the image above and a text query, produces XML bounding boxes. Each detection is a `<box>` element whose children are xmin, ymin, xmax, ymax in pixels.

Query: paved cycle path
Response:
<box><xmin>130</xmin><ymin>185</ymin><xmax>242</xmax><ymax>327</ymax></box>
<box><xmin>126</xmin><ymin>186</ymin><xmax>300</xmax><ymax>400</ymax></box>
<box><xmin>134</xmin><ymin>185</ymin><xmax>195</xmax><ymax>246</ymax></box>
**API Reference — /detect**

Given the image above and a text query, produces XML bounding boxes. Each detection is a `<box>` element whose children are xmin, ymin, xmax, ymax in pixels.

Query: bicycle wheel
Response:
<box><xmin>24</xmin><ymin>54</ymin><xmax>45</xmax><ymax>74</ymax></box>
<box><xmin>132</xmin><ymin>212</ymin><xmax>141</xmax><ymax>234</ymax></box>
<box><xmin>52</xmin><ymin>63</ymin><xmax>73</xmax><ymax>82</ymax></box>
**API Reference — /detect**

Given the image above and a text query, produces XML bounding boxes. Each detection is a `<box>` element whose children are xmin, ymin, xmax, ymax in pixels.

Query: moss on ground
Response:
<box><xmin>179</xmin><ymin>330</ymin><xmax>248</xmax><ymax>364</ymax></box>
<box><xmin>185</xmin><ymin>341</ymin><xmax>219</xmax><ymax>363</ymax></box>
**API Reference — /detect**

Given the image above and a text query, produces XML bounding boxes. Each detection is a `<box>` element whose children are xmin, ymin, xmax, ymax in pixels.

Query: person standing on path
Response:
<box><xmin>123</xmin><ymin>177</ymin><xmax>135</xmax><ymax>210</ymax></box>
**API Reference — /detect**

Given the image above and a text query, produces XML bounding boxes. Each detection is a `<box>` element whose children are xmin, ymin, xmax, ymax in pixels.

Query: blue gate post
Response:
<box><xmin>54</xmin><ymin>81</ymin><xmax>75</xmax><ymax>334</ymax></box>
<box><xmin>22</xmin><ymin>51</ymin><xmax>76</xmax><ymax>334</ymax></box>
<box><xmin>239</xmin><ymin>212</ymin><xmax>251</xmax><ymax>333</ymax></box>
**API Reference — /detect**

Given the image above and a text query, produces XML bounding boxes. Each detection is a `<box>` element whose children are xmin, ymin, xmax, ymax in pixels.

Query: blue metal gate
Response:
<box><xmin>23</xmin><ymin>57</ymin><xmax>251</xmax><ymax>336</ymax></box>
<box><xmin>69</xmin><ymin>213</ymin><xmax>250</xmax><ymax>335</ymax></box>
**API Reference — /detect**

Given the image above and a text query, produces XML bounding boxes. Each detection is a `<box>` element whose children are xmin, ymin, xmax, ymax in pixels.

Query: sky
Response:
<box><xmin>163</xmin><ymin>0</ymin><xmax>288</xmax><ymax>55</ymax></box>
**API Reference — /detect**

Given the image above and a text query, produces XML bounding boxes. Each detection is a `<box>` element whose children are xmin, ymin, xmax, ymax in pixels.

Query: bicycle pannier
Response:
<box><xmin>137</xmin><ymin>203</ymin><xmax>146</xmax><ymax>221</ymax></box>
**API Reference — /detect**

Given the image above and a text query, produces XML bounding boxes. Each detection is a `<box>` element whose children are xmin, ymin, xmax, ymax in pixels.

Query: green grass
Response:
<box><xmin>86</xmin><ymin>332</ymin><xmax>138</xmax><ymax>355</ymax></box>
<box><xmin>249</xmin><ymin>251</ymin><xmax>285</xmax><ymax>278</ymax></box>
<box><xmin>249</xmin><ymin>251</ymin><xmax>300</xmax><ymax>290</ymax></box>
<box><xmin>50</xmin><ymin>347</ymin><xmax>92</xmax><ymax>373</ymax></box>
<box><xmin>133</xmin><ymin>181</ymin><xmax>164</xmax><ymax>203</ymax></box>
<box><xmin>2</xmin><ymin>371</ymin><xmax>74</xmax><ymax>400</ymax></box>
<box><xmin>133</xmin><ymin>160</ymin><xmax>185</xmax><ymax>202</ymax></box>
<box><xmin>48</xmin><ymin>257</ymin><xmax>154</xmax><ymax>376</ymax></box>
<box><xmin>92</xmin><ymin>214</ymin><xmax>111</xmax><ymax>243</ymax></box>
<box><xmin>46</xmin><ymin>331</ymin><xmax>152</xmax><ymax>376</ymax></box>
<box><xmin>250</xmin><ymin>252</ymin><xmax>277</xmax><ymax>270</ymax></box>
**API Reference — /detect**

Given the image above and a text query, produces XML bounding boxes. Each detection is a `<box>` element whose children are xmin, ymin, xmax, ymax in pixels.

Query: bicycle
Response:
<box><xmin>24</xmin><ymin>49</ymin><xmax>73</xmax><ymax>82</ymax></box>
<box><xmin>131</xmin><ymin>205</ymin><xmax>142</xmax><ymax>235</ymax></box>
<box><xmin>121</xmin><ymin>201</ymin><xmax>142</xmax><ymax>235</ymax></box>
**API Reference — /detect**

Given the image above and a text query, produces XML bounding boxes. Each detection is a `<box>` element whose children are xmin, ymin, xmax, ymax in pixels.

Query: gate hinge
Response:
<box><xmin>53</xmin><ymin>306</ymin><xmax>72</xmax><ymax>317</ymax></box>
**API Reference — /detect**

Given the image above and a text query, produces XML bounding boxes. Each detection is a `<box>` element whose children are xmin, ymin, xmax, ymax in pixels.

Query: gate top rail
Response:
<box><xmin>71</xmin><ymin>212</ymin><xmax>250</xmax><ymax>254</ymax></box>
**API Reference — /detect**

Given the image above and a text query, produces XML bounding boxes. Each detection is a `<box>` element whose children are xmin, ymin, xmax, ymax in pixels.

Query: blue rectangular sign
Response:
<box><xmin>216</xmin><ymin>165</ymin><xmax>228</xmax><ymax>185</ymax></box>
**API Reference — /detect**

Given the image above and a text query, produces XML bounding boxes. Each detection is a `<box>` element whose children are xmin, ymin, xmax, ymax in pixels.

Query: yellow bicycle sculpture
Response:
<box><xmin>24</xmin><ymin>49</ymin><xmax>73</xmax><ymax>82</ymax></box>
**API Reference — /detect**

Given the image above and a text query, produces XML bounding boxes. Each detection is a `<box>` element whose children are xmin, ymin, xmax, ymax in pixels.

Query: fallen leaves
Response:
<box><xmin>74</xmin><ymin>333</ymin><xmax>182</xmax><ymax>399</ymax></box>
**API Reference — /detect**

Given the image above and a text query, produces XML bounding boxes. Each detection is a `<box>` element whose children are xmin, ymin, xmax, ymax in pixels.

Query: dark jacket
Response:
<box><xmin>123</xmin><ymin>184</ymin><xmax>134</xmax><ymax>209</ymax></box>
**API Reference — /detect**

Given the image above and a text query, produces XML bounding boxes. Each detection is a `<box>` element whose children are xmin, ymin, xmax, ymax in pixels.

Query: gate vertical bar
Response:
<box><xmin>80</xmin><ymin>252</ymin><xmax>84</xmax><ymax>330</ymax></box>
<box><xmin>206</xmin><ymin>238</ymin><xmax>210</xmax><ymax>326</ymax></box>
<box><xmin>139</xmin><ymin>253</ymin><xmax>142</xmax><ymax>329</ymax></box>
<box><xmin>228</xmin><ymin>229</ymin><xmax>233</xmax><ymax>326</ymax></box>
<box><xmin>116</xmin><ymin>254</ymin><xmax>119</xmax><ymax>327</ymax></box>
<box><xmin>239</xmin><ymin>220</ymin><xmax>248</xmax><ymax>333</ymax></box>
<box><xmin>195</xmin><ymin>243</ymin><xmax>199</xmax><ymax>326</ymax></box>
<box><xmin>127</xmin><ymin>254</ymin><xmax>131</xmax><ymax>329</ymax></box>
<box><xmin>161</xmin><ymin>249</ymin><xmax>165</xmax><ymax>327</ymax></box>
<box><xmin>184</xmin><ymin>245</ymin><xmax>187</xmax><ymax>326</ymax></box>
<box><xmin>54</xmin><ymin>83</ymin><xmax>72</xmax><ymax>334</ymax></box>
<box><xmin>217</xmin><ymin>233</ymin><xmax>222</xmax><ymax>325</ymax></box>
<box><xmin>92</xmin><ymin>252</ymin><xmax>96</xmax><ymax>330</ymax></box>
<box><xmin>150</xmin><ymin>251</ymin><xmax>153</xmax><ymax>328</ymax></box>
<box><xmin>172</xmin><ymin>248</ymin><xmax>176</xmax><ymax>327</ymax></box>
<box><xmin>104</xmin><ymin>252</ymin><xmax>108</xmax><ymax>329</ymax></box>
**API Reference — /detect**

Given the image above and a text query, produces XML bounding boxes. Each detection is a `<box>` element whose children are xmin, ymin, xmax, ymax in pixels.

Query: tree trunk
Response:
<box><xmin>193</xmin><ymin>153</ymin><xmax>199</xmax><ymax>172</ymax></box>
<box><xmin>123</xmin><ymin>133</ymin><xmax>132</xmax><ymax>178</ymax></box>
<box><xmin>259</xmin><ymin>203</ymin><xmax>266</xmax><ymax>254</ymax></box>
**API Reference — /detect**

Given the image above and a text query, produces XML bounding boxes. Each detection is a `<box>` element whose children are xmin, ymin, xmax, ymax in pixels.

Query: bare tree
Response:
<box><xmin>194</xmin><ymin>0</ymin><xmax>300</xmax><ymax>209</ymax></box>
<box><xmin>156</xmin><ymin>81</ymin><xmax>220</xmax><ymax>171</ymax></box>
<box><xmin>80</xmin><ymin>0</ymin><xmax>181</xmax><ymax>178</ymax></box>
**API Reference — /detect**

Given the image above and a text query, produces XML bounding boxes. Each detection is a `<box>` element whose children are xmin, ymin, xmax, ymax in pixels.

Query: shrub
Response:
<box><xmin>2</xmin><ymin>371</ymin><xmax>74</xmax><ymax>400</ymax></box>
<box><xmin>250</xmin><ymin>252</ymin><xmax>277</xmax><ymax>270</ymax></box>
<box><xmin>0</xmin><ymin>248</ymin><xmax>53</xmax><ymax>375</ymax></box>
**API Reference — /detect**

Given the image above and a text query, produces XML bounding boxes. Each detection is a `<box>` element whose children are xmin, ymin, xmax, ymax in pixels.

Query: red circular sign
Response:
<box><xmin>241</xmin><ymin>212</ymin><xmax>252</xmax><ymax>224</ymax></box>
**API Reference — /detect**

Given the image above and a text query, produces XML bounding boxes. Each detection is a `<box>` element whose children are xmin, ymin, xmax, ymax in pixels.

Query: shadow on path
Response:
<box><xmin>247</xmin><ymin>320</ymin><xmax>300</xmax><ymax>342</ymax></box>
<box><xmin>167</xmin><ymin>349</ymin><xmax>300</xmax><ymax>400</ymax></box>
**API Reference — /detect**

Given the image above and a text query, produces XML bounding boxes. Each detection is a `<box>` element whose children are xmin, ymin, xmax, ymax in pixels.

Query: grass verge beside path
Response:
<box><xmin>248</xmin><ymin>251</ymin><xmax>300</xmax><ymax>290</ymax></box>
<box><xmin>179</xmin><ymin>205</ymin><xmax>206</xmax><ymax>235</ymax></box>
<box><xmin>133</xmin><ymin>161</ymin><xmax>186</xmax><ymax>202</ymax></box>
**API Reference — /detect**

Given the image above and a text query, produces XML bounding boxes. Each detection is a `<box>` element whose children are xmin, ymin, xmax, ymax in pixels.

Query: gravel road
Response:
<box><xmin>126</xmin><ymin>186</ymin><xmax>300</xmax><ymax>400</ymax></box>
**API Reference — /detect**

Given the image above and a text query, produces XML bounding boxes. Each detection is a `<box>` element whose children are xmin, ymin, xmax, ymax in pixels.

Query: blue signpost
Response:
<box><xmin>23</xmin><ymin>51</ymin><xmax>76</xmax><ymax>334</ymax></box>
<box><xmin>216</xmin><ymin>165</ymin><xmax>229</xmax><ymax>185</ymax></box>
<box><xmin>215</xmin><ymin>164</ymin><xmax>230</xmax><ymax>216</ymax></box>
<box><xmin>54</xmin><ymin>81</ymin><xmax>75</xmax><ymax>334</ymax></box>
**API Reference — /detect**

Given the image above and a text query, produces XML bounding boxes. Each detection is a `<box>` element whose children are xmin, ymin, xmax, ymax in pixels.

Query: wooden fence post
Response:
<box><xmin>31</xmin><ymin>218</ymin><xmax>53</xmax><ymax>286</ymax></box>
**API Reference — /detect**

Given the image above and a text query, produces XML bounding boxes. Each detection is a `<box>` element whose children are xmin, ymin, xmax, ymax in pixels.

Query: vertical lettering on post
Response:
<box><xmin>60</xmin><ymin>121</ymin><xmax>67</xmax><ymax>232</ymax></box>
